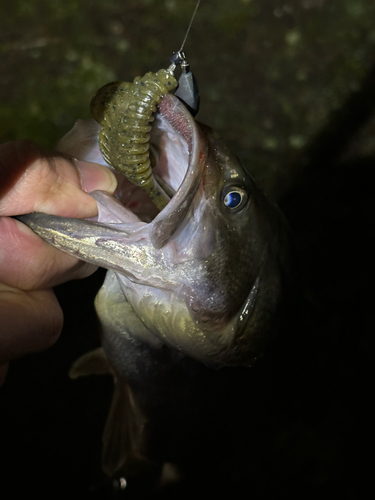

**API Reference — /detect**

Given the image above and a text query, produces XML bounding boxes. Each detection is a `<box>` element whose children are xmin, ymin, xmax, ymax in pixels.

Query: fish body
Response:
<box><xmin>18</xmin><ymin>94</ymin><xmax>292</xmax><ymax>477</ymax></box>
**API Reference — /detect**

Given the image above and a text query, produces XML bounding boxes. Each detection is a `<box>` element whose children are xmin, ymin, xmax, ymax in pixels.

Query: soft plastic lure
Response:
<box><xmin>90</xmin><ymin>1</ymin><xmax>201</xmax><ymax>211</ymax></box>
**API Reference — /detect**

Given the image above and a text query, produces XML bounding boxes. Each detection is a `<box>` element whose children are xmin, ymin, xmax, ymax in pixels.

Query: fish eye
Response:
<box><xmin>222</xmin><ymin>187</ymin><xmax>248</xmax><ymax>211</ymax></box>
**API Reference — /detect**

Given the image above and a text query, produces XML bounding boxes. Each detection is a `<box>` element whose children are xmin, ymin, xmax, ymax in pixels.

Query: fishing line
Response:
<box><xmin>90</xmin><ymin>0</ymin><xmax>203</xmax><ymax>210</ymax></box>
<box><xmin>179</xmin><ymin>0</ymin><xmax>202</xmax><ymax>53</ymax></box>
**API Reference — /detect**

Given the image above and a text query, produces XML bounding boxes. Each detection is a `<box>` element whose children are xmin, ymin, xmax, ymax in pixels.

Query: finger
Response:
<box><xmin>0</xmin><ymin>284</ymin><xmax>63</xmax><ymax>366</ymax></box>
<box><xmin>0</xmin><ymin>217</ymin><xmax>97</xmax><ymax>290</ymax></box>
<box><xmin>0</xmin><ymin>140</ymin><xmax>117</xmax><ymax>218</ymax></box>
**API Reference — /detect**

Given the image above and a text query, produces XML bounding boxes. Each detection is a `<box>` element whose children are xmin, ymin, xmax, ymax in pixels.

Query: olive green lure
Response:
<box><xmin>91</xmin><ymin>69</ymin><xmax>178</xmax><ymax>211</ymax></box>
<box><xmin>91</xmin><ymin>0</ymin><xmax>201</xmax><ymax>211</ymax></box>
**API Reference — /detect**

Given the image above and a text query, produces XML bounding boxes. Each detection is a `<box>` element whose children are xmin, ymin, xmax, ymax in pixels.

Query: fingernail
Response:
<box><xmin>75</xmin><ymin>160</ymin><xmax>118</xmax><ymax>194</ymax></box>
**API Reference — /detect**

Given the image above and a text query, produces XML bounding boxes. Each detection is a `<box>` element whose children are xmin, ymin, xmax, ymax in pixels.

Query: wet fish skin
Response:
<box><xmin>16</xmin><ymin>130</ymin><xmax>290</xmax><ymax>368</ymax></box>
<box><xmin>16</xmin><ymin>94</ymin><xmax>292</xmax><ymax>476</ymax></box>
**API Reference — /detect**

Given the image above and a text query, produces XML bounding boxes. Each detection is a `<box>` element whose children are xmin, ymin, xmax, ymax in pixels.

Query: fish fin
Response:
<box><xmin>159</xmin><ymin>462</ymin><xmax>183</xmax><ymax>488</ymax></box>
<box><xmin>102</xmin><ymin>377</ymin><xmax>146</xmax><ymax>476</ymax></box>
<box><xmin>69</xmin><ymin>347</ymin><xmax>111</xmax><ymax>379</ymax></box>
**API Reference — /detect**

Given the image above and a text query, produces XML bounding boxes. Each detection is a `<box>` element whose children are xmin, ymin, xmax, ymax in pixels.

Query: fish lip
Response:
<box><xmin>14</xmin><ymin>95</ymin><xmax>208</xmax><ymax>269</ymax></box>
<box><xmin>148</xmin><ymin>94</ymin><xmax>208</xmax><ymax>249</ymax></box>
<box><xmin>204</xmin><ymin>275</ymin><xmax>262</xmax><ymax>367</ymax></box>
<box><xmin>87</xmin><ymin>94</ymin><xmax>207</xmax><ymax>248</ymax></box>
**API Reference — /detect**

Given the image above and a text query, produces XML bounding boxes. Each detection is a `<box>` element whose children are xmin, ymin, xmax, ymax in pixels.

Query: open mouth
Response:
<box><xmin>99</xmin><ymin>94</ymin><xmax>200</xmax><ymax>226</ymax></box>
<box><xmin>53</xmin><ymin>94</ymin><xmax>207</xmax><ymax>249</ymax></box>
<box><xmin>151</xmin><ymin>95</ymin><xmax>193</xmax><ymax>196</ymax></box>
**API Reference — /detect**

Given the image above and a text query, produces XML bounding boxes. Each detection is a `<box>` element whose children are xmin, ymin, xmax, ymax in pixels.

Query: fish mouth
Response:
<box><xmin>147</xmin><ymin>94</ymin><xmax>207</xmax><ymax>248</ymax></box>
<box><xmin>60</xmin><ymin>93</ymin><xmax>207</xmax><ymax>249</ymax></box>
<box><xmin>151</xmin><ymin>94</ymin><xmax>195</xmax><ymax>197</ymax></box>
<box><xmin>111</xmin><ymin>93</ymin><xmax>196</xmax><ymax>219</ymax></box>
<box><xmin>15</xmin><ymin>95</ymin><xmax>208</xmax><ymax>263</ymax></box>
<box><xmin>97</xmin><ymin>93</ymin><xmax>208</xmax><ymax>248</ymax></box>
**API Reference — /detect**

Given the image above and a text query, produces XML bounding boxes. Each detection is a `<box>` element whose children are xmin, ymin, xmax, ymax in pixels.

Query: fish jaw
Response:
<box><xmin>146</xmin><ymin>125</ymin><xmax>291</xmax><ymax>366</ymax></box>
<box><xmin>16</xmin><ymin>94</ymin><xmax>291</xmax><ymax>368</ymax></box>
<box><xmin>149</xmin><ymin>94</ymin><xmax>208</xmax><ymax>248</ymax></box>
<box><xmin>15</xmin><ymin>95</ymin><xmax>209</xmax><ymax>289</ymax></box>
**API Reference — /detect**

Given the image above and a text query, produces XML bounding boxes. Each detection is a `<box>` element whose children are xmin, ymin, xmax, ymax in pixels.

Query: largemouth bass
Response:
<box><xmin>17</xmin><ymin>93</ymin><xmax>292</xmax><ymax>478</ymax></box>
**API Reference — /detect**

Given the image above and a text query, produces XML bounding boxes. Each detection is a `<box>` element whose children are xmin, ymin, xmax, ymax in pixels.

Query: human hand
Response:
<box><xmin>0</xmin><ymin>140</ymin><xmax>117</xmax><ymax>385</ymax></box>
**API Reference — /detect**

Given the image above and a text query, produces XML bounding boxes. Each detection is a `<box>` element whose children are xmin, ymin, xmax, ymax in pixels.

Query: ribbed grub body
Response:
<box><xmin>91</xmin><ymin>69</ymin><xmax>178</xmax><ymax>210</ymax></box>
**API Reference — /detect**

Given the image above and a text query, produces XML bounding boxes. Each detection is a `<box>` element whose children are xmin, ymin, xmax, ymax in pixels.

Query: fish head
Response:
<box><xmin>145</xmin><ymin>97</ymin><xmax>291</xmax><ymax>365</ymax></box>
<box><xmin>18</xmin><ymin>94</ymin><xmax>292</xmax><ymax>368</ymax></box>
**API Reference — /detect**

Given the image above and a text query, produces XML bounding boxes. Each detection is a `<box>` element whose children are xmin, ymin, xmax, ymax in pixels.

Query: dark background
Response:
<box><xmin>1</xmin><ymin>0</ymin><xmax>374</xmax><ymax>498</ymax></box>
